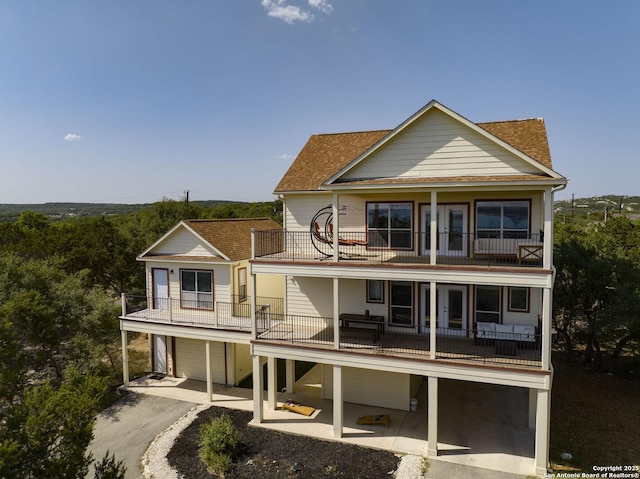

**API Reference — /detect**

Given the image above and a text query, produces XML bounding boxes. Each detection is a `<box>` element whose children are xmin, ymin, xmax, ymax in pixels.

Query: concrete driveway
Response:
<box><xmin>87</xmin><ymin>392</ymin><xmax>195</xmax><ymax>479</ymax></box>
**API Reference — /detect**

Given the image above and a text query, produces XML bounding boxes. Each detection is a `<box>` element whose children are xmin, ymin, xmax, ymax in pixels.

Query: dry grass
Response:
<box><xmin>550</xmin><ymin>358</ymin><xmax>640</xmax><ymax>472</ymax></box>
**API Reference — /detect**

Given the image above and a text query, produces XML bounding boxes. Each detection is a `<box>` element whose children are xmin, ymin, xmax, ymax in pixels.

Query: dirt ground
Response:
<box><xmin>167</xmin><ymin>406</ymin><xmax>401</xmax><ymax>479</ymax></box>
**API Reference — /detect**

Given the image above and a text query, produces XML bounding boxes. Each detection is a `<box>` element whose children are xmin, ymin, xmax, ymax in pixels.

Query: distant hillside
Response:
<box><xmin>554</xmin><ymin>194</ymin><xmax>640</xmax><ymax>221</ymax></box>
<box><xmin>0</xmin><ymin>200</ymin><xmax>239</xmax><ymax>223</ymax></box>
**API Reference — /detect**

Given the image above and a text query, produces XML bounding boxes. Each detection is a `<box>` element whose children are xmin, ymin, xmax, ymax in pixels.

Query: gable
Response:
<box><xmin>146</xmin><ymin>226</ymin><xmax>223</xmax><ymax>259</ymax></box>
<box><xmin>338</xmin><ymin>108</ymin><xmax>546</xmax><ymax>182</ymax></box>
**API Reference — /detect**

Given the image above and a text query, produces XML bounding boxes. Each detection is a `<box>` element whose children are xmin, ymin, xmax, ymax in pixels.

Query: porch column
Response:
<box><xmin>429</xmin><ymin>282</ymin><xmax>437</xmax><ymax>359</ymax></box>
<box><xmin>205</xmin><ymin>340</ymin><xmax>213</xmax><ymax>402</ymax></box>
<box><xmin>333</xmin><ymin>277</ymin><xmax>340</xmax><ymax>348</ymax></box>
<box><xmin>285</xmin><ymin>359</ymin><xmax>295</xmax><ymax>393</ymax></box>
<box><xmin>250</xmin><ymin>267</ymin><xmax>258</xmax><ymax>339</ymax></box>
<box><xmin>528</xmin><ymin>388</ymin><xmax>537</xmax><ymax>429</ymax></box>
<box><xmin>267</xmin><ymin>356</ymin><xmax>277</xmax><ymax>410</ymax></box>
<box><xmin>121</xmin><ymin>330</ymin><xmax>129</xmax><ymax>387</ymax></box>
<box><xmin>332</xmin><ymin>193</ymin><xmax>339</xmax><ymax>262</ymax></box>
<box><xmin>427</xmin><ymin>376</ymin><xmax>438</xmax><ymax>457</ymax></box>
<box><xmin>430</xmin><ymin>191</ymin><xmax>437</xmax><ymax>265</ymax></box>
<box><xmin>534</xmin><ymin>388</ymin><xmax>551</xmax><ymax>475</ymax></box>
<box><xmin>333</xmin><ymin>364</ymin><xmax>343</xmax><ymax>438</ymax></box>
<box><xmin>541</xmin><ymin>287</ymin><xmax>552</xmax><ymax>370</ymax></box>
<box><xmin>252</xmin><ymin>355</ymin><xmax>264</xmax><ymax>423</ymax></box>
<box><xmin>543</xmin><ymin>187</ymin><xmax>553</xmax><ymax>269</ymax></box>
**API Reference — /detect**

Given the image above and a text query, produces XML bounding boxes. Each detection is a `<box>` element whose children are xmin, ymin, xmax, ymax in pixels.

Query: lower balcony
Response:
<box><xmin>256</xmin><ymin>313</ymin><xmax>543</xmax><ymax>370</ymax></box>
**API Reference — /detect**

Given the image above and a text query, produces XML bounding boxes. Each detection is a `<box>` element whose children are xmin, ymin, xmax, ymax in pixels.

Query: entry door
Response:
<box><xmin>153</xmin><ymin>335</ymin><xmax>167</xmax><ymax>374</ymax></box>
<box><xmin>421</xmin><ymin>205</ymin><xmax>468</xmax><ymax>256</ymax></box>
<box><xmin>152</xmin><ymin>268</ymin><xmax>169</xmax><ymax>310</ymax></box>
<box><xmin>419</xmin><ymin>284</ymin><xmax>467</xmax><ymax>334</ymax></box>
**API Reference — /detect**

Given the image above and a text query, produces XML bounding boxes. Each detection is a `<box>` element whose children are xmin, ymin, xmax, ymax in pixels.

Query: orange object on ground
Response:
<box><xmin>356</xmin><ymin>414</ymin><xmax>390</xmax><ymax>428</ymax></box>
<box><xmin>281</xmin><ymin>399</ymin><xmax>316</xmax><ymax>416</ymax></box>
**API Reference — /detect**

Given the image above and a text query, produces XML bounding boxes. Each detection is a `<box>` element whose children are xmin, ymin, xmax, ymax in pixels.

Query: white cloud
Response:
<box><xmin>261</xmin><ymin>0</ymin><xmax>333</xmax><ymax>24</ymax></box>
<box><xmin>308</xmin><ymin>0</ymin><xmax>333</xmax><ymax>14</ymax></box>
<box><xmin>274</xmin><ymin>153</ymin><xmax>294</xmax><ymax>161</ymax></box>
<box><xmin>64</xmin><ymin>133</ymin><xmax>82</xmax><ymax>142</ymax></box>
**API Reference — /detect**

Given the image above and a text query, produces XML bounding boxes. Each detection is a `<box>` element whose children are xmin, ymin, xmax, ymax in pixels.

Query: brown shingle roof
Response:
<box><xmin>274</xmin><ymin>117</ymin><xmax>555</xmax><ymax>193</ymax></box>
<box><xmin>183</xmin><ymin>218</ymin><xmax>281</xmax><ymax>261</ymax></box>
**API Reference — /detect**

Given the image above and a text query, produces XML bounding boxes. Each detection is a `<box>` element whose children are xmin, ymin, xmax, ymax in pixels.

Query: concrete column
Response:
<box><xmin>285</xmin><ymin>359</ymin><xmax>295</xmax><ymax>393</ymax></box>
<box><xmin>250</xmin><ymin>268</ymin><xmax>258</xmax><ymax>339</ymax></box>
<box><xmin>427</xmin><ymin>376</ymin><xmax>438</xmax><ymax>457</ymax></box>
<box><xmin>332</xmin><ymin>193</ymin><xmax>339</xmax><ymax>262</ymax></box>
<box><xmin>252</xmin><ymin>355</ymin><xmax>264</xmax><ymax>423</ymax></box>
<box><xmin>543</xmin><ymin>187</ymin><xmax>553</xmax><ymax>269</ymax></box>
<box><xmin>333</xmin><ymin>365</ymin><xmax>343</xmax><ymax>438</ymax></box>
<box><xmin>205</xmin><ymin>341</ymin><xmax>213</xmax><ymax>402</ymax></box>
<box><xmin>121</xmin><ymin>330</ymin><xmax>129</xmax><ymax>387</ymax></box>
<box><xmin>430</xmin><ymin>282</ymin><xmax>437</xmax><ymax>359</ymax></box>
<box><xmin>534</xmin><ymin>388</ymin><xmax>551</xmax><ymax>475</ymax></box>
<box><xmin>528</xmin><ymin>388</ymin><xmax>537</xmax><ymax>429</ymax></box>
<box><xmin>333</xmin><ymin>277</ymin><xmax>340</xmax><ymax>348</ymax></box>
<box><xmin>267</xmin><ymin>356</ymin><xmax>277</xmax><ymax>410</ymax></box>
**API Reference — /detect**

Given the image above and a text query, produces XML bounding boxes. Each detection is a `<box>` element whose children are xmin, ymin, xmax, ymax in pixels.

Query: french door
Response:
<box><xmin>420</xmin><ymin>204</ymin><xmax>468</xmax><ymax>256</ymax></box>
<box><xmin>152</xmin><ymin>268</ymin><xmax>169</xmax><ymax>310</ymax></box>
<box><xmin>419</xmin><ymin>284</ymin><xmax>467</xmax><ymax>334</ymax></box>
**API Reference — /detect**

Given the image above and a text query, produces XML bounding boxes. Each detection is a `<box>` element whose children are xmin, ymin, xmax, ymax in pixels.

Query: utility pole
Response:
<box><xmin>184</xmin><ymin>190</ymin><xmax>190</xmax><ymax>206</ymax></box>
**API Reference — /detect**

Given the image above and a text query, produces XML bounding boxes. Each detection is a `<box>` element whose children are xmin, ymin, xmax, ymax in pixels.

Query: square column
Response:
<box><xmin>429</xmin><ymin>282</ymin><xmax>437</xmax><ymax>359</ymax></box>
<box><xmin>285</xmin><ymin>359</ymin><xmax>295</xmax><ymax>393</ymax></box>
<box><xmin>528</xmin><ymin>388</ymin><xmax>537</xmax><ymax>429</ymax></box>
<box><xmin>427</xmin><ymin>376</ymin><xmax>438</xmax><ymax>457</ymax></box>
<box><xmin>333</xmin><ymin>365</ymin><xmax>343</xmax><ymax>438</ymax></box>
<box><xmin>333</xmin><ymin>277</ymin><xmax>340</xmax><ymax>348</ymax></box>
<box><xmin>121</xmin><ymin>330</ymin><xmax>129</xmax><ymax>387</ymax></box>
<box><xmin>205</xmin><ymin>340</ymin><xmax>213</xmax><ymax>402</ymax></box>
<box><xmin>252</xmin><ymin>355</ymin><xmax>264</xmax><ymax>423</ymax></box>
<box><xmin>534</xmin><ymin>388</ymin><xmax>551</xmax><ymax>475</ymax></box>
<box><xmin>267</xmin><ymin>356</ymin><xmax>277</xmax><ymax>410</ymax></box>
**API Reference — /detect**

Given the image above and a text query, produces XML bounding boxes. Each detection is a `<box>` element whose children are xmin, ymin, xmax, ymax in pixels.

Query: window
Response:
<box><xmin>476</xmin><ymin>200</ymin><xmax>529</xmax><ymax>239</ymax></box>
<box><xmin>367</xmin><ymin>202</ymin><xmax>413</xmax><ymax>248</ymax></box>
<box><xmin>508</xmin><ymin>287</ymin><xmax>529</xmax><ymax>312</ymax></box>
<box><xmin>390</xmin><ymin>281</ymin><xmax>413</xmax><ymax>326</ymax></box>
<box><xmin>475</xmin><ymin>285</ymin><xmax>501</xmax><ymax>323</ymax></box>
<box><xmin>238</xmin><ymin>268</ymin><xmax>247</xmax><ymax>302</ymax></box>
<box><xmin>366</xmin><ymin>280</ymin><xmax>384</xmax><ymax>303</ymax></box>
<box><xmin>181</xmin><ymin>270</ymin><xmax>213</xmax><ymax>309</ymax></box>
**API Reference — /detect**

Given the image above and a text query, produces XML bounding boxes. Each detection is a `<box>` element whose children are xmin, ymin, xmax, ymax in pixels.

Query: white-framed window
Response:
<box><xmin>476</xmin><ymin>200</ymin><xmax>530</xmax><ymax>239</ymax></box>
<box><xmin>366</xmin><ymin>280</ymin><xmax>384</xmax><ymax>303</ymax></box>
<box><xmin>238</xmin><ymin>267</ymin><xmax>247</xmax><ymax>302</ymax></box>
<box><xmin>475</xmin><ymin>285</ymin><xmax>501</xmax><ymax>323</ymax></box>
<box><xmin>390</xmin><ymin>281</ymin><xmax>413</xmax><ymax>326</ymax></box>
<box><xmin>180</xmin><ymin>269</ymin><xmax>213</xmax><ymax>310</ymax></box>
<box><xmin>508</xmin><ymin>287</ymin><xmax>529</xmax><ymax>312</ymax></box>
<box><xmin>367</xmin><ymin>202</ymin><xmax>413</xmax><ymax>248</ymax></box>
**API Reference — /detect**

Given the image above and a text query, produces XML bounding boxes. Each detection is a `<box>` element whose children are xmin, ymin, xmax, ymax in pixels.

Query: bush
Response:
<box><xmin>199</xmin><ymin>414</ymin><xmax>242</xmax><ymax>475</ymax></box>
<box><xmin>93</xmin><ymin>451</ymin><xmax>126</xmax><ymax>479</ymax></box>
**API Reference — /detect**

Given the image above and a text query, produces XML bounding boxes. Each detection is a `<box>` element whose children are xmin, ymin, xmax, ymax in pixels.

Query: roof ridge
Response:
<box><xmin>312</xmin><ymin>129</ymin><xmax>392</xmax><ymax>137</ymax></box>
<box><xmin>185</xmin><ymin>217</ymin><xmax>272</xmax><ymax>222</ymax></box>
<box><xmin>478</xmin><ymin>118</ymin><xmax>544</xmax><ymax>125</ymax></box>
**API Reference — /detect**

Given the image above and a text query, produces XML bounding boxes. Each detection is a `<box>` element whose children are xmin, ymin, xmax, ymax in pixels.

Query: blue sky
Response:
<box><xmin>0</xmin><ymin>1</ymin><xmax>638</xmax><ymax>204</ymax></box>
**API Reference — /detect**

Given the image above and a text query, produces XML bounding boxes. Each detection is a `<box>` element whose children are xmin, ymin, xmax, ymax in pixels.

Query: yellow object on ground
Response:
<box><xmin>281</xmin><ymin>399</ymin><xmax>316</xmax><ymax>416</ymax></box>
<box><xmin>356</xmin><ymin>414</ymin><xmax>390</xmax><ymax>428</ymax></box>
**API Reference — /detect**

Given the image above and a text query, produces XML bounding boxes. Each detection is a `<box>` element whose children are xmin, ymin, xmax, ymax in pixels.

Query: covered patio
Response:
<box><xmin>122</xmin><ymin>365</ymin><xmax>535</xmax><ymax>475</ymax></box>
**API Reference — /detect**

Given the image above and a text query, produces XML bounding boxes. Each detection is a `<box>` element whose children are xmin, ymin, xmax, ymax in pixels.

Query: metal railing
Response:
<box><xmin>253</xmin><ymin>230</ymin><xmax>545</xmax><ymax>267</ymax></box>
<box><xmin>120</xmin><ymin>294</ymin><xmax>284</xmax><ymax>332</ymax></box>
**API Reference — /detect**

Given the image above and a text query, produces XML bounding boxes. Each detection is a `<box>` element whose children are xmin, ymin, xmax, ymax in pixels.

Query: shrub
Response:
<box><xmin>199</xmin><ymin>414</ymin><xmax>242</xmax><ymax>475</ymax></box>
<box><xmin>93</xmin><ymin>451</ymin><xmax>127</xmax><ymax>479</ymax></box>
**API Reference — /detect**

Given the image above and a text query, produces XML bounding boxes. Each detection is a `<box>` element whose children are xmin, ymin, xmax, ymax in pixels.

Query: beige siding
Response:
<box><xmin>234</xmin><ymin>343</ymin><xmax>252</xmax><ymax>384</ymax></box>
<box><xmin>174</xmin><ymin>338</ymin><xmax>226</xmax><ymax>383</ymax></box>
<box><xmin>152</xmin><ymin>228</ymin><xmax>221</xmax><ymax>257</ymax></box>
<box><xmin>285</xmin><ymin>194</ymin><xmax>332</xmax><ymax>231</ymax></box>
<box><xmin>502</xmin><ymin>287</ymin><xmax>542</xmax><ymax>326</ymax></box>
<box><xmin>341</xmin><ymin>109</ymin><xmax>540</xmax><ymax>180</ymax></box>
<box><xmin>286</xmin><ymin>276</ymin><xmax>333</xmax><ymax>317</ymax></box>
<box><xmin>322</xmin><ymin>365</ymin><xmax>410</xmax><ymax>410</ymax></box>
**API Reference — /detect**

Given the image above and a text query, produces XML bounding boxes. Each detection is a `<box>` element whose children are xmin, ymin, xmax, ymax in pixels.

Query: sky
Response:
<box><xmin>0</xmin><ymin>1</ymin><xmax>638</xmax><ymax>204</ymax></box>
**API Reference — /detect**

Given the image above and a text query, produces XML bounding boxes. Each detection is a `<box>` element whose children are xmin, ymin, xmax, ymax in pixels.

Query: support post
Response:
<box><xmin>252</xmin><ymin>355</ymin><xmax>264</xmax><ymax>423</ymax></box>
<box><xmin>534</xmin><ymin>389</ymin><xmax>551</xmax><ymax>475</ymax></box>
<box><xmin>285</xmin><ymin>359</ymin><xmax>295</xmax><ymax>393</ymax></box>
<box><xmin>250</xmin><ymin>268</ymin><xmax>258</xmax><ymax>339</ymax></box>
<box><xmin>528</xmin><ymin>388</ymin><xmax>537</xmax><ymax>429</ymax></box>
<box><xmin>333</xmin><ymin>277</ymin><xmax>340</xmax><ymax>348</ymax></box>
<box><xmin>121</xmin><ymin>292</ymin><xmax>126</xmax><ymax>316</ymax></box>
<box><xmin>430</xmin><ymin>282</ymin><xmax>437</xmax><ymax>359</ymax></box>
<box><xmin>430</xmin><ymin>191</ymin><xmax>437</xmax><ymax>265</ymax></box>
<box><xmin>205</xmin><ymin>340</ymin><xmax>213</xmax><ymax>402</ymax></box>
<box><xmin>427</xmin><ymin>376</ymin><xmax>438</xmax><ymax>457</ymax></box>
<box><xmin>267</xmin><ymin>356</ymin><xmax>277</xmax><ymax>410</ymax></box>
<box><xmin>543</xmin><ymin>188</ymin><xmax>553</xmax><ymax>269</ymax></box>
<box><xmin>542</xmin><ymin>287</ymin><xmax>552</xmax><ymax>370</ymax></box>
<box><xmin>333</xmin><ymin>365</ymin><xmax>343</xmax><ymax>438</ymax></box>
<box><xmin>332</xmin><ymin>193</ymin><xmax>339</xmax><ymax>262</ymax></box>
<box><xmin>121</xmin><ymin>330</ymin><xmax>129</xmax><ymax>387</ymax></box>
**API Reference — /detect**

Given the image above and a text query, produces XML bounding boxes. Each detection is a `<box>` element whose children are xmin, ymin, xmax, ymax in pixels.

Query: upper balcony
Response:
<box><xmin>253</xmin><ymin>230</ymin><xmax>546</xmax><ymax>269</ymax></box>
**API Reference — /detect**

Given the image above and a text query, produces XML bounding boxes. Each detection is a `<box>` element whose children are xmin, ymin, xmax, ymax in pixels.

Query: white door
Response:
<box><xmin>152</xmin><ymin>268</ymin><xmax>169</xmax><ymax>310</ymax></box>
<box><xmin>153</xmin><ymin>335</ymin><xmax>167</xmax><ymax>374</ymax></box>
<box><xmin>419</xmin><ymin>284</ymin><xmax>467</xmax><ymax>334</ymax></box>
<box><xmin>421</xmin><ymin>205</ymin><xmax>468</xmax><ymax>256</ymax></box>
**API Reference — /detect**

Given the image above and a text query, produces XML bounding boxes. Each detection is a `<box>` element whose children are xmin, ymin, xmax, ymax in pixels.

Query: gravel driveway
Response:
<box><xmin>87</xmin><ymin>392</ymin><xmax>195</xmax><ymax>479</ymax></box>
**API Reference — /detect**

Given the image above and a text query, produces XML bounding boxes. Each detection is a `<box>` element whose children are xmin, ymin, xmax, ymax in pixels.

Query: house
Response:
<box><xmin>119</xmin><ymin>218</ymin><xmax>284</xmax><ymax>400</ymax></box>
<box><xmin>249</xmin><ymin>100</ymin><xmax>567</xmax><ymax>475</ymax></box>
